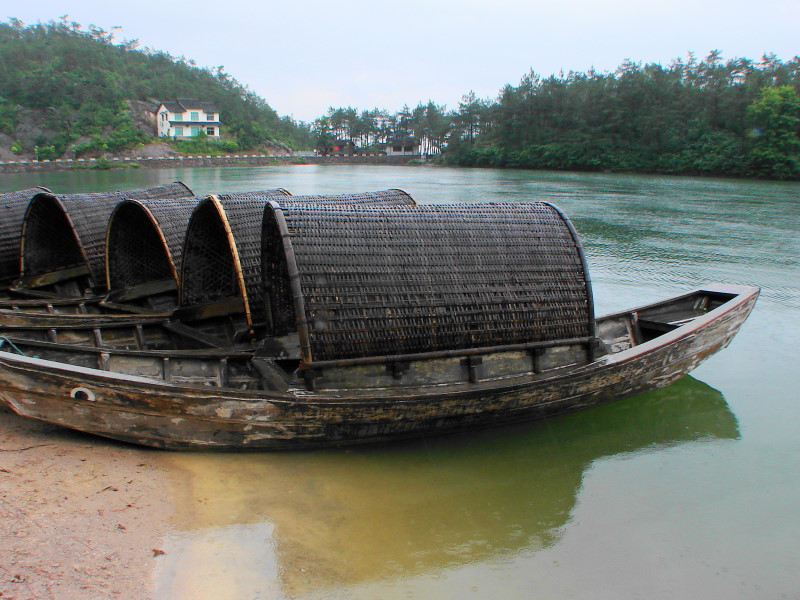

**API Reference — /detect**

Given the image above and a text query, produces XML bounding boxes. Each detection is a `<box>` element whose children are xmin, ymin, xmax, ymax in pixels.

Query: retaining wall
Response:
<box><xmin>0</xmin><ymin>153</ymin><xmax>425</xmax><ymax>174</ymax></box>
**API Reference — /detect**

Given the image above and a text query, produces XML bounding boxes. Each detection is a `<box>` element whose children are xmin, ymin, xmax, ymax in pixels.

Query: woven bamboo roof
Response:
<box><xmin>20</xmin><ymin>182</ymin><xmax>193</xmax><ymax>292</ymax></box>
<box><xmin>180</xmin><ymin>190</ymin><xmax>416</xmax><ymax>327</ymax></box>
<box><xmin>105</xmin><ymin>195</ymin><xmax>202</xmax><ymax>291</ymax></box>
<box><xmin>0</xmin><ymin>187</ymin><xmax>51</xmax><ymax>286</ymax></box>
<box><xmin>261</xmin><ymin>202</ymin><xmax>594</xmax><ymax>363</ymax></box>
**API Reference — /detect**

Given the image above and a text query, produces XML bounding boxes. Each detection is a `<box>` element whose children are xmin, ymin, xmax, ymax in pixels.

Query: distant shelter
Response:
<box><xmin>330</xmin><ymin>139</ymin><xmax>355</xmax><ymax>155</ymax></box>
<box><xmin>385</xmin><ymin>138</ymin><xmax>419</xmax><ymax>155</ymax></box>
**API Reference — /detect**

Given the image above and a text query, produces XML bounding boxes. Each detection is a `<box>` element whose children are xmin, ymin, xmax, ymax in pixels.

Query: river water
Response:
<box><xmin>2</xmin><ymin>165</ymin><xmax>798</xmax><ymax>599</ymax></box>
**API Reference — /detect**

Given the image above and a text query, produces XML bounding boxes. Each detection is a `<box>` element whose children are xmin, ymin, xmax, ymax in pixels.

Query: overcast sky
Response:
<box><xmin>6</xmin><ymin>1</ymin><xmax>799</xmax><ymax>122</ymax></box>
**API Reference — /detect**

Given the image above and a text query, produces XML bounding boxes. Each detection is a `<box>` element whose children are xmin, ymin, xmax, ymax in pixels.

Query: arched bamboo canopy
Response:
<box><xmin>179</xmin><ymin>190</ymin><xmax>416</xmax><ymax>333</ymax></box>
<box><xmin>105</xmin><ymin>195</ymin><xmax>202</xmax><ymax>308</ymax></box>
<box><xmin>0</xmin><ymin>187</ymin><xmax>51</xmax><ymax>286</ymax></box>
<box><xmin>215</xmin><ymin>189</ymin><xmax>293</xmax><ymax>201</ymax></box>
<box><xmin>19</xmin><ymin>182</ymin><xmax>193</xmax><ymax>295</ymax></box>
<box><xmin>261</xmin><ymin>202</ymin><xmax>594</xmax><ymax>363</ymax></box>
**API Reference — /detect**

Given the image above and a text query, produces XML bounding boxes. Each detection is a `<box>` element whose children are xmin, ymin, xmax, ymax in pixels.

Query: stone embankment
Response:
<box><xmin>0</xmin><ymin>153</ymin><xmax>424</xmax><ymax>174</ymax></box>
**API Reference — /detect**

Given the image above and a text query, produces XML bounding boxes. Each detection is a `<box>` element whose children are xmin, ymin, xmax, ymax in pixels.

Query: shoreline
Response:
<box><xmin>0</xmin><ymin>406</ymin><xmax>174</xmax><ymax>600</ymax></box>
<box><xmin>0</xmin><ymin>153</ymin><xmax>424</xmax><ymax>175</ymax></box>
<box><xmin>2</xmin><ymin>154</ymin><xmax>790</xmax><ymax>183</ymax></box>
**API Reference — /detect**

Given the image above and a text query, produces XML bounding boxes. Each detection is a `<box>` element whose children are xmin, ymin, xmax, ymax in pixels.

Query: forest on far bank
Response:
<box><xmin>318</xmin><ymin>52</ymin><xmax>800</xmax><ymax>180</ymax></box>
<box><xmin>0</xmin><ymin>17</ymin><xmax>797</xmax><ymax>179</ymax></box>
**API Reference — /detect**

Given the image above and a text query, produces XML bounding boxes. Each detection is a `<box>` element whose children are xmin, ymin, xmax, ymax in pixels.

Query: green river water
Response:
<box><xmin>2</xmin><ymin>165</ymin><xmax>798</xmax><ymax>599</ymax></box>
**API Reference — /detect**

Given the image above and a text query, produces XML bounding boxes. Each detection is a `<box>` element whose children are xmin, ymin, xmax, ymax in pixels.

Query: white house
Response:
<box><xmin>156</xmin><ymin>98</ymin><xmax>221</xmax><ymax>139</ymax></box>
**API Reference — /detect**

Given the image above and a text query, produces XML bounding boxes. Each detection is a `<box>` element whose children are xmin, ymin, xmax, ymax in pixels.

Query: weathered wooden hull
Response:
<box><xmin>0</xmin><ymin>285</ymin><xmax>758</xmax><ymax>450</ymax></box>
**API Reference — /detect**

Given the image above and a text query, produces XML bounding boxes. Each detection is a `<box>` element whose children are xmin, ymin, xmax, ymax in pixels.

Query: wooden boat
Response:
<box><xmin>0</xmin><ymin>188</ymin><xmax>290</xmax><ymax>325</ymax></box>
<box><xmin>0</xmin><ymin>182</ymin><xmax>197</xmax><ymax>331</ymax></box>
<box><xmin>0</xmin><ymin>283</ymin><xmax>758</xmax><ymax>450</ymax></box>
<box><xmin>0</xmin><ymin>190</ymin><xmax>415</xmax><ymax>336</ymax></box>
<box><xmin>0</xmin><ymin>201</ymin><xmax>758</xmax><ymax>450</ymax></box>
<box><xmin>12</xmin><ymin>182</ymin><xmax>194</xmax><ymax>298</ymax></box>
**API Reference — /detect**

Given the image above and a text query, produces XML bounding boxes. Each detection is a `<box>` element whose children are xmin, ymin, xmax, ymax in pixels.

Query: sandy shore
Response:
<box><xmin>0</xmin><ymin>406</ymin><xmax>174</xmax><ymax>600</ymax></box>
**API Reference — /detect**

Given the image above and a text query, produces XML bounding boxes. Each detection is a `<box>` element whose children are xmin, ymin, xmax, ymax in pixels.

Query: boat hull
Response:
<box><xmin>0</xmin><ymin>285</ymin><xmax>758</xmax><ymax>450</ymax></box>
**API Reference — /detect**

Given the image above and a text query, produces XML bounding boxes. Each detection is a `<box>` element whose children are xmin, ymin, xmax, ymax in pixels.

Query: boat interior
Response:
<box><xmin>0</xmin><ymin>288</ymin><xmax>745</xmax><ymax>394</ymax></box>
<box><xmin>595</xmin><ymin>289</ymin><xmax>738</xmax><ymax>353</ymax></box>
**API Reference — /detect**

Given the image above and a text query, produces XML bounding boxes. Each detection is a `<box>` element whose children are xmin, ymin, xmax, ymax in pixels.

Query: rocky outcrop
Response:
<box><xmin>116</xmin><ymin>142</ymin><xmax>181</xmax><ymax>159</ymax></box>
<box><xmin>126</xmin><ymin>99</ymin><xmax>160</xmax><ymax>135</ymax></box>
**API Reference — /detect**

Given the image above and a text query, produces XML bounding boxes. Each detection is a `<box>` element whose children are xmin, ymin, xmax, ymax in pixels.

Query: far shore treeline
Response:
<box><xmin>1</xmin><ymin>17</ymin><xmax>798</xmax><ymax>179</ymax></box>
<box><xmin>318</xmin><ymin>56</ymin><xmax>800</xmax><ymax>180</ymax></box>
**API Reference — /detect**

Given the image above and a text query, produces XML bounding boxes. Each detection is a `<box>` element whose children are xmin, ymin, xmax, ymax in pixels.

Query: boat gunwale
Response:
<box><xmin>0</xmin><ymin>295</ymin><xmax>106</xmax><ymax>307</ymax></box>
<box><xmin>0</xmin><ymin>284</ymin><xmax>760</xmax><ymax>404</ymax></box>
<box><xmin>590</xmin><ymin>283</ymin><xmax>758</xmax><ymax>364</ymax></box>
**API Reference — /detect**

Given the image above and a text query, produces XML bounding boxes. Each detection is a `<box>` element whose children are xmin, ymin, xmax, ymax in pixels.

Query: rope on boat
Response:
<box><xmin>0</xmin><ymin>336</ymin><xmax>26</xmax><ymax>356</ymax></box>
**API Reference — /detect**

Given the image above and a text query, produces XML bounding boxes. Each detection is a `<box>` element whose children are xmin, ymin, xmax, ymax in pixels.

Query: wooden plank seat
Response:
<box><xmin>103</xmin><ymin>278</ymin><xmax>178</xmax><ymax>305</ymax></box>
<box><xmin>167</xmin><ymin>298</ymin><xmax>253</xmax><ymax>349</ymax></box>
<box><xmin>14</xmin><ymin>264</ymin><xmax>92</xmax><ymax>290</ymax></box>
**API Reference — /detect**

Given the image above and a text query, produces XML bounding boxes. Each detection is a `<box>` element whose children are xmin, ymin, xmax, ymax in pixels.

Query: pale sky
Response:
<box><xmin>6</xmin><ymin>1</ymin><xmax>799</xmax><ymax>122</ymax></box>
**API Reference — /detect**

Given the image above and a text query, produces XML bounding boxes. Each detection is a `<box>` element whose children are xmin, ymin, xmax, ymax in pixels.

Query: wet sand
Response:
<box><xmin>0</xmin><ymin>407</ymin><xmax>174</xmax><ymax>600</ymax></box>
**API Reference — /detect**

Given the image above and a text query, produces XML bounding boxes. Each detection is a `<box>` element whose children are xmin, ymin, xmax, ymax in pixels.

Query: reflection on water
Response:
<box><xmin>155</xmin><ymin>377</ymin><xmax>736</xmax><ymax>599</ymax></box>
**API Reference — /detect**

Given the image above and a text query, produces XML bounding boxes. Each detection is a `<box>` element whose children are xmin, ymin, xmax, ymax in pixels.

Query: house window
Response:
<box><xmin>207</xmin><ymin>114</ymin><xmax>215</xmax><ymax>121</ymax></box>
<box><xmin>206</xmin><ymin>127</ymin><xmax>216</xmax><ymax>136</ymax></box>
<box><xmin>190</xmin><ymin>112</ymin><xmax>199</xmax><ymax>121</ymax></box>
<box><xmin>174</xmin><ymin>126</ymin><xmax>184</xmax><ymax>136</ymax></box>
<box><xmin>173</xmin><ymin>114</ymin><xmax>183</xmax><ymax>121</ymax></box>
<box><xmin>190</xmin><ymin>126</ymin><xmax>200</xmax><ymax>136</ymax></box>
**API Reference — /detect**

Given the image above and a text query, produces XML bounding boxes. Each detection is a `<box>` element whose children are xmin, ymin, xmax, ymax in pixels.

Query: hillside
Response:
<box><xmin>0</xmin><ymin>17</ymin><xmax>797</xmax><ymax>179</ymax></box>
<box><xmin>0</xmin><ymin>18</ymin><xmax>313</xmax><ymax>160</ymax></box>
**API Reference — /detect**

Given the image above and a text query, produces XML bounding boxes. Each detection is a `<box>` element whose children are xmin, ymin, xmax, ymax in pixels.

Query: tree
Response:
<box><xmin>746</xmin><ymin>85</ymin><xmax>800</xmax><ymax>178</ymax></box>
<box><xmin>312</xmin><ymin>117</ymin><xmax>334</xmax><ymax>153</ymax></box>
<box><xmin>410</xmin><ymin>101</ymin><xmax>450</xmax><ymax>155</ymax></box>
<box><xmin>452</xmin><ymin>91</ymin><xmax>490</xmax><ymax>143</ymax></box>
<box><xmin>442</xmin><ymin>52</ymin><xmax>798</xmax><ymax>178</ymax></box>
